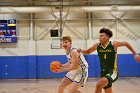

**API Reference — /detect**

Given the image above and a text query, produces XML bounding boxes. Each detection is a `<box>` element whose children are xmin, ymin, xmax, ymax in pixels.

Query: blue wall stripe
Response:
<box><xmin>28</xmin><ymin>55</ymin><xmax>37</xmax><ymax>78</ymax></box>
<box><xmin>0</xmin><ymin>56</ymin><xmax>28</xmax><ymax>79</ymax></box>
<box><xmin>118</xmin><ymin>54</ymin><xmax>140</xmax><ymax>76</ymax></box>
<box><xmin>0</xmin><ymin>54</ymin><xmax>140</xmax><ymax>79</ymax></box>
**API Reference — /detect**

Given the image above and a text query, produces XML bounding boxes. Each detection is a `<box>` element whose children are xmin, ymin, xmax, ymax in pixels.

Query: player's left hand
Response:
<box><xmin>134</xmin><ymin>54</ymin><xmax>140</xmax><ymax>62</ymax></box>
<box><xmin>77</xmin><ymin>48</ymin><xmax>82</xmax><ymax>53</ymax></box>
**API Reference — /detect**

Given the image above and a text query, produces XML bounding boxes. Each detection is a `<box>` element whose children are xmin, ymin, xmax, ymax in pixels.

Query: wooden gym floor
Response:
<box><xmin>0</xmin><ymin>77</ymin><xmax>140</xmax><ymax>93</ymax></box>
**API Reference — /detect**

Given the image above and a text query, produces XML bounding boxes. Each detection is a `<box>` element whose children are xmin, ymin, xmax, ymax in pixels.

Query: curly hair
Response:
<box><xmin>100</xmin><ymin>28</ymin><xmax>113</xmax><ymax>38</ymax></box>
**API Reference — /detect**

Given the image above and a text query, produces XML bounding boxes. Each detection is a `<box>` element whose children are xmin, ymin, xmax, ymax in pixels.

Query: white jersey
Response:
<box><xmin>65</xmin><ymin>47</ymin><xmax>88</xmax><ymax>87</ymax></box>
<box><xmin>66</xmin><ymin>47</ymin><xmax>88</xmax><ymax>68</ymax></box>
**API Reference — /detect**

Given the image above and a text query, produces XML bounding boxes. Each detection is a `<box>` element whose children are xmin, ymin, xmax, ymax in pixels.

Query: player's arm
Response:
<box><xmin>113</xmin><ymin>41</ymin><xmax>140</xmax><ymax>62</ymax></box>
<box><xmin>63</xmin><ymin>49</ymin><xmax>79</xmax><ymax>71</ymax></box>
<box><xmin>57</xmin><ymin>49</ymin><xmax>79</xmax><ymax>72</ymax></box>
<box><xmin>81</xmin><ymin>42</ymin><xmax>98</xmax><ymax>54</ymax></box>
<box><xmin>61</xmin><ymin>62</ymin><xmax>70</xmax><ymax>68</ymax></box>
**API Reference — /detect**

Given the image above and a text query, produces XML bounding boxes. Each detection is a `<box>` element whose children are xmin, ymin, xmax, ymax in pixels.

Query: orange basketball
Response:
<box><xmin>50</xmin><ymin>61</ymin><xmax>61</xmax><ymax>72</ymax></box>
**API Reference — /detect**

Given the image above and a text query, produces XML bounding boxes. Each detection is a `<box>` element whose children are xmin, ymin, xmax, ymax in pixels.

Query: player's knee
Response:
<box><xmin>68</xmin><ymin>89</ymin><xmax>72</xmax><ymax>93</ymax></box>
<box><xmin>67</xmin><ymin>86</ymin><xmax>72</xmax><ymax>93</ymax></box>
<box><xmin>58</xmin><ymin>83</ymin><xmax>66</xmax><ymax>89</ymax></box>
<box><xmin>96</xmin><ymin>82</ymin><xmax>104</xmax><ymax>89</ymax></box>
<box><xmin>67</xmin><ymin>87</ymin><xmax>75</xmax><ymax>93</ymax></box>
<box><xmin>96</xmin><ymin>78</ymin><xmax>109</xmax><ymax>89</ymax></box>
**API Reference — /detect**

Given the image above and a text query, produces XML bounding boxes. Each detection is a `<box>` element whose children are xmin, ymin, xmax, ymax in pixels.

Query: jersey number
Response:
<box><xmin>104</xmin><ymin>54</ymin><xmax>106</xmax><ymax>59</ymax></box>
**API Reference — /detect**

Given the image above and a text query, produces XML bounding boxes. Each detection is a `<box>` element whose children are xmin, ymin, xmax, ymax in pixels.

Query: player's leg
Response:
<box><xmin>68</xmin><ymin>82</ymin><xmax>81</xmax><ymax>93</ymax></box>
<box><xmin>95</xmin><ymin>77</ymin><xmax>109</xmax><ymax>93</ymax></box>
<box><xmin>104</xmin><ymin>87</ymin><xmax>113</xmax><ymax>93</ymax></box>
<box><xmin>57</xmin><ymin>70</ymin><xmax>76</xmax><ymax>93</ymax></box>
<box><xmin>95</xmin><ymin>70</ymin><xmax>118</xmax><ymax>93</ymax></box>
<box><xmin>103</xmin><ymin>70</ymin><xmax>118</xmax><ymax>93</ymax></box>
<box><xmin>68</xmin><ymin>67</ymin><xmax>88</xmax><ymax>93</ymax></box>
<box><xmin>57</xmin><ymin>77</ymin><xmax>72</xmax><ymax>93</ymax></box>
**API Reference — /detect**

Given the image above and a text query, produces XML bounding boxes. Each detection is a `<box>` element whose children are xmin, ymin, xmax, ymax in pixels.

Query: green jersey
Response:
<box><xmin>97</xmin><ymin>41</ymin><xmax>117</xmax><ymax>74</ymax></box>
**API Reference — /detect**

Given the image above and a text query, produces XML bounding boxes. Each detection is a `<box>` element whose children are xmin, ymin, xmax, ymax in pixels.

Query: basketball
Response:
<box><xmin>50</xmin><ymin>61</ymin><xmax>61</xmax><ymax>72</ymax></box>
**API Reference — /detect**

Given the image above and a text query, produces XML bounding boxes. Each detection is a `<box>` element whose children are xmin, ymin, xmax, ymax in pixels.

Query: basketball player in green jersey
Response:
<box><xmin>79</xmin><ymin>28</ymin><xmax>140</xmax><ymax>93</ymax></box>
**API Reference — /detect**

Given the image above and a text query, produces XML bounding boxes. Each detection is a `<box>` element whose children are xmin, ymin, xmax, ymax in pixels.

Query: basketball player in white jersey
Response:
<box><xmin>56</xmin><ymin>36</ymin><xmax>88</xmax><ymax>93</ymax></box>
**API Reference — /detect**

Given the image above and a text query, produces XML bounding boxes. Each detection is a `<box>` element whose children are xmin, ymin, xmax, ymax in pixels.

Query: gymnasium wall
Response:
<box><xmin>0</xmin><ymin>8</ymin><xmax>140</xmax><ymax>79</ymax></box>
<box><xmin>0</xmin><ymin>39</ymin><xmax>140</xmax><ymax>79</ymax></box>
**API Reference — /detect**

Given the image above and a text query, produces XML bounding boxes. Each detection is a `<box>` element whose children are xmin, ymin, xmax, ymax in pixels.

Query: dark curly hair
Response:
<box><xmin>100</xmin><ymin>28</ymin><xmax>113</xmax><ymax>38</ymax></box>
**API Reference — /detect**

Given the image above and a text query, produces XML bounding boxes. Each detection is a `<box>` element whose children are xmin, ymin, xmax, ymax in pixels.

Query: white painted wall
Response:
<box><xmin>0</xmin><ymin>39</ymin><xmax>139</xmax><ymax>56</ymax></box>
<box><xmin>0</xmin><ymin>14</ymin><xmax>140</xmax><ymax>56</ymax></box>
